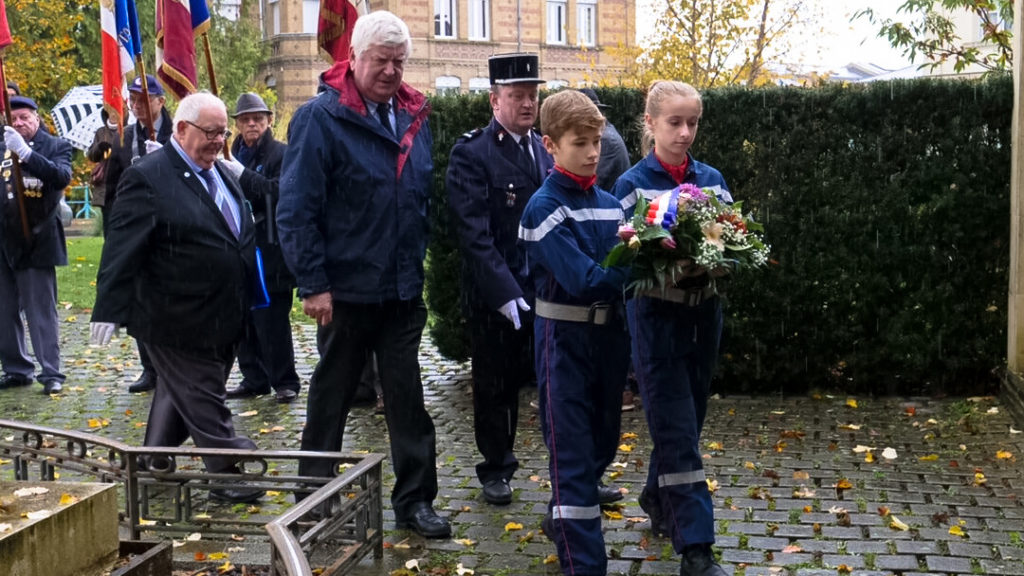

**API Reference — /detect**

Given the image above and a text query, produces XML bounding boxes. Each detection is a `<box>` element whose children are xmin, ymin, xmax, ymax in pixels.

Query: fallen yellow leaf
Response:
<box><xmin>59</xmin><ymin>493</ymin><xmax>77</xmax><ymax>506</ymax></box>
<box><xmin>918</xmin><ymin>454</ymin><xmax>939</xmax><ymax>461</ymax></box>
<box><xmin>889</xmin><ymin>516</ymin><xmax>909</xmax><ymax>531</ymax></box>
<box><xmin>846</xmin><ymin>398</ymin><xmax>858</xmax><ymax>409</ymax></box>
<box><xmin>543</xmin><ymin>554</ymin><xmax>559</xmax><ymax>564</ymax></box>
<box><xmin>948</xmin><ymin>525</ymin><xmax>966</xmax><ymax>537</ymax></box>
<box><xmin>706</xmin><ymin>441</ymin><xmax>723</xmax><ymax>451</ymax></box>
<box><xmin>618</xmin><ymin>444</ymin><xmax>633</xmax><ymax>452</ymax></box>
<box><xmin>504</xmin><ymin>522</ymin><xmax>523</xmax><ymax>532</ymax></box>
<box><xmin>996</xmin><ymin>450</ymin><xmax>1013</xmax><ymax>460</ymax></box>
<box><xmin>621</xmin><ymin>432</ymin><xmax>638</xmax><ymax>440</ymax></box>
<box><xmin>793</xmin><ymin>470</ymin><xmax>810</xmax><ymax>480</ymax></box>
<box><xmin>453</xmin><ymin>538</ymin><xmax>476</xmax><ymax>547</ymax></box>
<box><xmin>603</xmin><ymin>510</ymin><xmax>623</xmax><ymax>520</ymax></box>
<box><xmin>209</xmin><ymin>552</ymin><xmax>229</xmax><ymax>560</ymax></box>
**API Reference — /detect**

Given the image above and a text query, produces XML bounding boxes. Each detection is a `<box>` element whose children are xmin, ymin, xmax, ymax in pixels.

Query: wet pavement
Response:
<box><xmin>2</xmin><ymin>315</ymin><xmax>1024</xmax><ymax>576</ymax></box>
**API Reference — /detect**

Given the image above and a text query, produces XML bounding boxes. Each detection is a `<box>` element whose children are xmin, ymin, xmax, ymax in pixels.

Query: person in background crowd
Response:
<box><xmin>0</xmin><ymin>95</ymin><xmax>72</xmax><ymax>395</ymax></box>
<box><xmin>90</xmin><ymin>92</ymin><xmax>264</xmax><ymax>504</ymax></box>
<box><xmin>446</xmin><ymin>52</ymin><xmax>551</xmax><ymax>506</ymax></box>
<box><xmin>611</xmin><ymin>80</ymin><xmax>732</xmax><ymax>576</ymax></box>
<box><xmin>220</xmin><ymin>93</ymin><xmax>301</xmax><ymax>404</ymax></box>
<box><xmin>519</xmin><ymin>90</ymin><xmax>630</xmax><ymax>576</ymax></box>
<box><xmin>277</xmin><ymin>10</ymin><xmax>449</xmax><ymax>539</ymax></box>
<box><xmin>86</xmin><ymin>110</ymin><xmax>123</xmax><ymax>234</ymax></box>
<box><xmin>99</xmin><ymin>74</ymin><xmax>173</xmax><ymax>394</ymax></box>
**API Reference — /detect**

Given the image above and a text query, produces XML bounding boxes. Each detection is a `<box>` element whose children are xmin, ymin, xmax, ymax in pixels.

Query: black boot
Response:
<box><xmin>679</xmin><ymin>544</ymin><xmax>726</xmax><ymax>576</ymax></box>
<box><xmin>639</xmin><ymin>486</ymin><xmax>670</xmax><ymax>536</ymax></box>
<box><xmin>128</xmin><ymin>371</ymin><xmax>157</xmax><ymax>393</ymax></box>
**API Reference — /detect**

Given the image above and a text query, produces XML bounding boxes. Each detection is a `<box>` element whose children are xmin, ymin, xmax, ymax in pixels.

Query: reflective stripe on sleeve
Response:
<box><xmin>519</xmin><ymin>206</ymin><xmax>623</xmax><ymax>243</ymax></box>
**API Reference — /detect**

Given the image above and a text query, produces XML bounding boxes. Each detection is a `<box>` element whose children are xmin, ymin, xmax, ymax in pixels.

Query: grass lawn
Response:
<box><xmin>59</xmin><ymin>236</ymin><xmax>310</xmax><ymax>323</ymax></box>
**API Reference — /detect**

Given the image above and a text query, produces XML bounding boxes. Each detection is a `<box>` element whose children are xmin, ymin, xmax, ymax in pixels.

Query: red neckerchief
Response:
<box><xmin>655</xmin><ymin>149</ymin><xmax>689</xmax><ymax>185</ymax></box>
<box><xmin>554</xmin><ymin>165</ymin><xmax>597</xmax><ymax>191</ymax></box>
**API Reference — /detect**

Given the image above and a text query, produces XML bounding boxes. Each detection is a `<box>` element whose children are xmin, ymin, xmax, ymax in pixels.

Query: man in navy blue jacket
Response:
<box><xmin>0</xmin><ymin>96</ymin><xmax>72</xmax><ymax>395</ymax></box>
<box><xmin>277</xmin><ymin>10</ymin><xmax>449</xmax><ymax>539</ymax></box>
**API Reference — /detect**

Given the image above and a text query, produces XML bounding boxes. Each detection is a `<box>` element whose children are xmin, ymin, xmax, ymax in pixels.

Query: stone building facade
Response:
<box><xmin>257</xmin><ymin>0</ymin><xmax>636</xmax><ymax>109</ymax></box>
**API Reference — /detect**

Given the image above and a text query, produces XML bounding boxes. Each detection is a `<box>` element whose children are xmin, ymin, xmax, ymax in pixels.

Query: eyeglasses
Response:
<box><xmin>185</xmin><ymin>120</ymin><xmax>231</xmax><ymax>142</ymax></box>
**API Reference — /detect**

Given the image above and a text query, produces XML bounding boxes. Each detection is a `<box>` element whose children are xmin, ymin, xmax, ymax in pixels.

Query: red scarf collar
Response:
<box><xmin>554</xmin><ymin>165</ymin><xmax>597</xmax><ymax>191</ymax></box>
<box><xmin>655</xmin><ymin>149</ymin><xmax>689</xmax><ymax>185</ymax></box>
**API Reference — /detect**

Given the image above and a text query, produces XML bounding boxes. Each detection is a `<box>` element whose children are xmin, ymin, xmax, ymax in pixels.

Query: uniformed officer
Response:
<box><xmin>446</xmin><ymin>53</ymin><xmax>552</xmax><ymax>505</ymax></box>
<box><xmin>0</xmin><ymin>96</ymin><xmax>73</xmax><ymax>395</ymax></box>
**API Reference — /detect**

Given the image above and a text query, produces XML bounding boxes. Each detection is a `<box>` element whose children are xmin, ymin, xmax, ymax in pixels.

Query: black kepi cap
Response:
<box><xmin>488</xmin><ymin>53</ymin><xmax>545</xmax><ymax>85</ymax></box>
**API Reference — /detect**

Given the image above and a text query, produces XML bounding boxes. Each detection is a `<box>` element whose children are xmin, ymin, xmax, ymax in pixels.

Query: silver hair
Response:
<box><xmin>350</xmin><ymin>10</ymin><xmax>412</xmax><ymax>59</ymax></box>
<box><xmin>172</xmin><ymin>91</ymin><xmax>227</xmax><ymax>125</ymax></box>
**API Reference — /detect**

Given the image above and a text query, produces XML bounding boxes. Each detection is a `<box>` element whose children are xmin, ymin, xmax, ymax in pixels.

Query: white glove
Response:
<box><xmin>4</xmin><ymin>126</ymin><xmax>31</xmax><ymax>160</ymax></box>
<box><xmin>221</xmin><ymin>157</ymin><xmax>245</xmax><ymax>178</ymax></box>
<box><xmin>89</xmin><ymin>322</ymin><xmax>117</xmax><ymax>346</ymax></box>
<box><xmin>497</xmin><ymin>297</ymin><xmax>531</xmax><ymax>330</ymax></box>
<box><xmin>144</xmin><ymin>139</ymin><xmax>163</xmax><ymax>154</ymax></box>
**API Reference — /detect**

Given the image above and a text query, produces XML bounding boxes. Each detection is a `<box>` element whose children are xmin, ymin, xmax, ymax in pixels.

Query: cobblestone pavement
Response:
<box><xmin>3</xmin><ymin>316</ymin><xmax>1024</xmax><ymax>576</ymax></box>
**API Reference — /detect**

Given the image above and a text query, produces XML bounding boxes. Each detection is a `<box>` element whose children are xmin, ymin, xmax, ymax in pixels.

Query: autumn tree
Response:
<box><xmin>856</xmin><ymin>0</ymin><xmax>1013</xmax><ymax>73</ymax></box>
<box><xmin>604</xmin><ymin>0</ymin><xmax>822</xmax><ymax>89</ymax></box>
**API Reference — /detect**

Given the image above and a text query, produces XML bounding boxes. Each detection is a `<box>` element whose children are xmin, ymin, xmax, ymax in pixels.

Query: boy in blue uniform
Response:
<box><xmin>611</xmin><ymin>81</ymin><xmax>730</xmax><ymax>576</ymax></box>
<box><xmin>518</xmin><ymin>90</ymin><xmax>629</xmax><ymax>576</ymax></box>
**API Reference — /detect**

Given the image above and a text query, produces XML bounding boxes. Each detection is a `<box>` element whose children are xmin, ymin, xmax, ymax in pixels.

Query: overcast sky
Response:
<box><xmin>635</xmin><ymin>0</ymin><xmax>913</xmax><ymax>72</ymax></box>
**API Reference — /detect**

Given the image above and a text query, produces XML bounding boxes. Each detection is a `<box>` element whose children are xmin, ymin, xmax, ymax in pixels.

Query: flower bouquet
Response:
<box><xmin>603</xmin><ymin>183</ymin><xmax>769</xmax><ymax>292</ymax></box>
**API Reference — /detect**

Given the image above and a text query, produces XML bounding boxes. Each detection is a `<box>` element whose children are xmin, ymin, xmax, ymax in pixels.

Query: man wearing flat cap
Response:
<box><xmin>219</xmin><ymin>93</ymin><xmax>300</xmax><ymax>404</ymax></box>
<box><xmin>0</xmin><ymin>95</ymin><xmax>73</xmax><ymax>394</ymax></box>
<box><xmin>445</xmin><ymin>53</ymin><xmax>556</xmax><ymax>506</ymax></box>
<box><xmin>92</xmin><ymin>74</ymin><xmax>172</xmax><ymax>394</ymax></box>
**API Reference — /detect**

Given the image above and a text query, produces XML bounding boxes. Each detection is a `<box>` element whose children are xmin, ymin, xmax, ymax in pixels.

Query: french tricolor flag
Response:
<box><xmin>101</xmin><ymin>0</ymin><xmax>139</xmax><ymax>135</ymax></box>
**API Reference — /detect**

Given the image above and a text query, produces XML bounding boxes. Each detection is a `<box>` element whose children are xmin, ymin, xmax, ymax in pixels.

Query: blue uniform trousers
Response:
<box><xmin>628</xmin><ymin>295</ymin><xmax>722</xmax><ymax>552</ymax></box>
<box><xmin>0</xmin><ymin>261</ymin><xmax>63</xmax><ymax>385</ymax></box>
<box><xmin>536</xmin><ymin>316</ymin><xmax>628</xmax><ymax>576</ymax></box>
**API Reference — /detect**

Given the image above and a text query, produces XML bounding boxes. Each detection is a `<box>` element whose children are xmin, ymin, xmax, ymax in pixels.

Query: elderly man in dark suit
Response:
<box><xmin>90</xmin><ymin>92</ymin><xmax>262</xmax><ymax>503</ymax></box>
<box><xmin>220</xmin><ymin>93</ymin><xmax>300</xmax><ymax>404</ymax></box>
<box><xmin>0</xmin><ymin>95</ymin><xmax>72</xmax><ymax>395</ymax></box>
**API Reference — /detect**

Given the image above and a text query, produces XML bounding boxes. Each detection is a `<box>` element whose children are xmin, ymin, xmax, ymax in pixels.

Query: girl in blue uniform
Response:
<box><xmin>519</xmin><ymin>90</ymin><xmax>629</xmax><ymax>576</ymax></box>
<box><xmin>611</xmin><ymin>81</ymin><xmax>730</xmax><ymax>576</ymax></box>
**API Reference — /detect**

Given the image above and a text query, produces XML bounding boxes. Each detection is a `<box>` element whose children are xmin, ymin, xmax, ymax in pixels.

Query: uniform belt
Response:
<box><xmin>640</xmin><ymin>285</ymin><xmax>716</xmax><ymax>306</ymax></box>
<box><xmin>535</xmin><ymin>299</ymin><xmax>616</xmax><ymax>325</ymax></box>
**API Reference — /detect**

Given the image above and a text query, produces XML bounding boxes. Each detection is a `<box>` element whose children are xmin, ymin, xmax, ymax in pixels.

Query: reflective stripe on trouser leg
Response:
<box><xmin>536</xmin><ymin>317</ymin><xmax>627</xmax><ymax>575</ymax></box>
<box><xmin>628</xmin><ymin>297</ymin><xmax>720</xmax><ymax>551</ymax></box>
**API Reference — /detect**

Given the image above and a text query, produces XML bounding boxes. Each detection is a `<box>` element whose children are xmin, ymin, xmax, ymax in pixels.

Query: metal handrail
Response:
<box><xmin>0</xmin><ymin>418</ymin><xmax>384</xmax><ymax>575</ymax></box>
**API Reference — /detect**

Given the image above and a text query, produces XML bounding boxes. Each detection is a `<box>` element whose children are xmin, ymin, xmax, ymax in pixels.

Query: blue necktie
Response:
<box><xmin>200</xmin><ymin>169</ymin><xmax>239</xmax><ymax>238</ymax></box>
<box><xmin>377</xmin><ymin>101</ymin><xmax>394</xmax><ymax>136</ymax></box>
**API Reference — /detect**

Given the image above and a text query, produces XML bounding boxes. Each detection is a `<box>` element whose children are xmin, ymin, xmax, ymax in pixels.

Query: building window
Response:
<box><xmin>979</xmin><ymin>10</ymin><xmax>1011</xmax><ymax>41</ymax></box>
<box><xmin>577</xmin><ymin>0</ymin><xmax>596</xmax><ymax>47</ymax></box>
<box><xmin>435</xmin><ymin>0</ymin><xmax>456</xmax><ymax>38</ymax></box>
<box><xmin>267</xmin><ymin>0</ymin><xmax>280</xmax><ymax>37</ymax></box>
<box><xmin>469</xmin><ymin>77</ymin><xmax>491</xmax><ymax>93</ymax></box>
<box><xmin>546</xmin><ymin>1</ymin><xmax>566</xmax><ymax>45</ymax></box>
<box><xmin>436</xmin><ymin>76</ymin><xmax>461</xmax><ymax>95</ymax></box>
<box><xmin>302</xmin><ymin>0</ymin><xmax>319</xmax><ymax>34</ymax></box>
<box><xmin>468</xmin><ymin>0</ymin><xmax>490</xmax><ymax>41</ymax></box>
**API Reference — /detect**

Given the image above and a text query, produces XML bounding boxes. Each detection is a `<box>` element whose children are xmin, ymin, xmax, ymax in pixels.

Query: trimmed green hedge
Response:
<box><xmin>426</xmin><ymin>77</ymin><xmax>1011</xmax><ymax>395</ymax></box>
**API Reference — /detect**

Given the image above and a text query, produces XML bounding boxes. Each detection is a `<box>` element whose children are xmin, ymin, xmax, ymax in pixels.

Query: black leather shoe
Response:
<box><xmin>541</xmin><ymin>512</ymin><xmax>556</xmax><ymax>539</ymax></box>
<box><xmin>128</xmin><ymin>372</ymin><xmax>157</xmax><ymax>393</ymax></box>
<box><xmin>0</xmin><ymin>373</ymin><xmax>31</xmax><ymax>389</ymax></box>
<box><xmin>41</xmin><ymin>381</ymin><xmax>63</xmax><ymax>395</ymax></box>
<box><xmin>225</xmin><ymin>385</ymin><xmax>267</xmax><ymax>399</ymax></box>
<box><xmin>395</xmin><ymin>502</ymin><xmax>450</xmax><ymax>538</ymax></box>
<box><xmin>680</xmin><ymin>544</ymin><xmax>727</xmax><ymax>576</ymax></box>
<box><xmin>210</xmin><ymin>487</ymin><xmax>265</xmax><ymax>504</ymax></box>
<box><xmin>639</xmin><ymin>486</ymin><xmax>670</xmax><ymax>536</ymax></box>
<box><xmin>274</xmin><ymin>389</ymin><xmax>298</xmax><ymax>404</ymax></box>
<box><xmin>482</xmin><ymin>479</ymin><xmax>512</xmax><ymax>505</ymax></box>
<box><xmin>598</xmin><ymin>482</ymin><xmax>623</xmax><ymax>504</ymax></box>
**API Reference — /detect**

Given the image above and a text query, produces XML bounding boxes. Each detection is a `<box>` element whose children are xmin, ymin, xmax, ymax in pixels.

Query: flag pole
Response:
<box><xmin>200</xmin><ymin>31</ymin><xmax>230</xmax><ymax>158</ymax></box>
<box><xmin>0</xmin><ymin>57</ymin><xmax>32</xmax><ymax>241</ymax></box>
<box><xmin>135</xmin><ymin>58</ymin><xmax>158</xmax><ymax>143</ymax></box>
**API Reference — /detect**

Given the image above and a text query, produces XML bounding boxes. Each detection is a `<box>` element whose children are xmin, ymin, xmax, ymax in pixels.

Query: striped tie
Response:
<box><xmin>200</xmin><ymin>169</ymin><xmax>239</xmax><ymax>238</ymax></box>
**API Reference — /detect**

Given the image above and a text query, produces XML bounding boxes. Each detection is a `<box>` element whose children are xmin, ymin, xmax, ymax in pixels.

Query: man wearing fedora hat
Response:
<box><xmin>93</xmin><ymin>74</ymin><xmax>173</xmax><ymax>394</ymax></box>
<box><xmin>0</xmin><ymin>95</ymin><xmax>73</xmax><ymax>394</ymax></box>
<box><xmin>447</xmin><ymin>53</ymin><xmax>559</xmax><ymax>506</ymax></box>
<box><xmin>219</xmin><ymin>93</ymin><xmax>300</xmax><ymax>404</ymax></box>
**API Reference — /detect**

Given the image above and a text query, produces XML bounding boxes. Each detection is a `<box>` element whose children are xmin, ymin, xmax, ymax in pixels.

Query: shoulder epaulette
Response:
<box><xmin>460</xmin><ymin>128</ymin><xmax>484</xmax><ymax>140</ymax></box>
